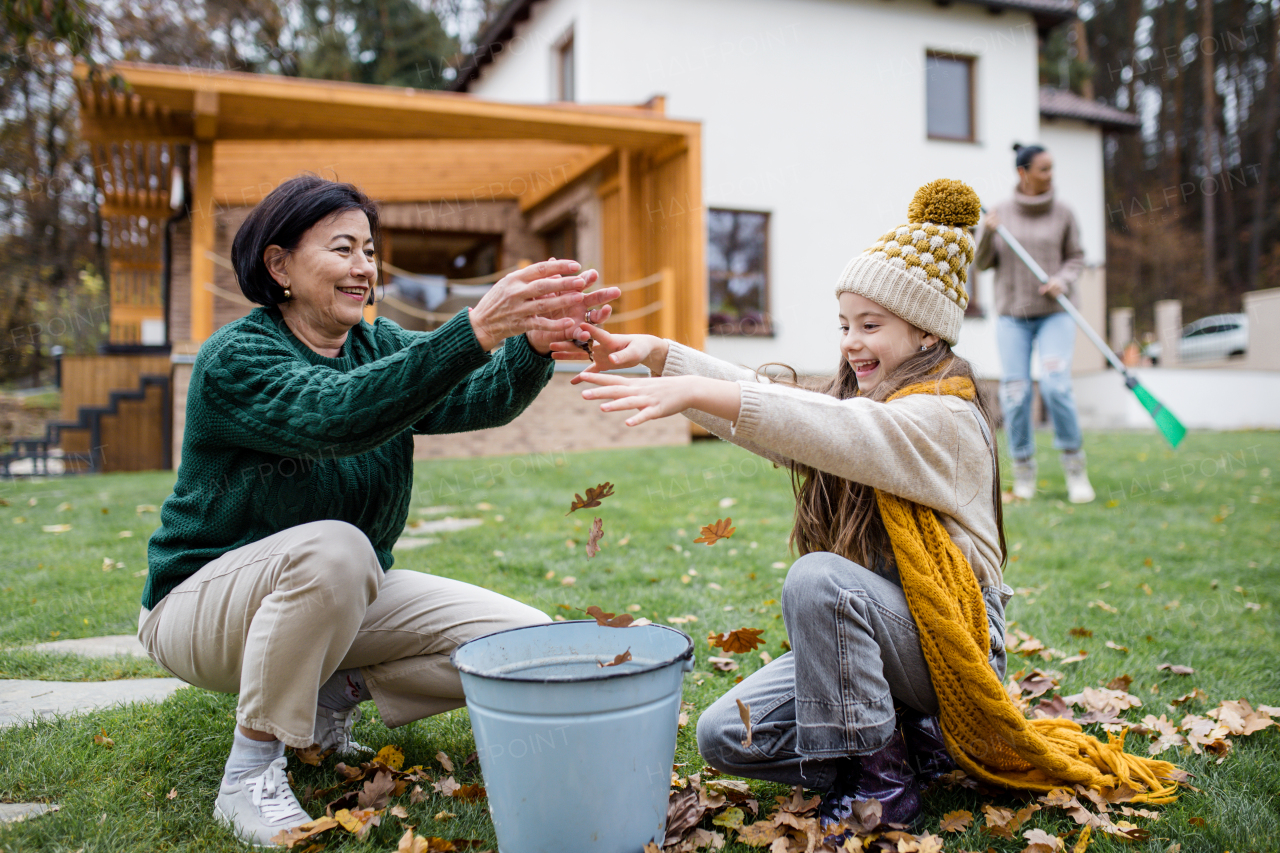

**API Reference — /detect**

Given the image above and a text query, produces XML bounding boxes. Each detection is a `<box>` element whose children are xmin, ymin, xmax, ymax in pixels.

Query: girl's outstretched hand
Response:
<box><xmin>577</xmin><ymin>372</ymin><xmax>741</xmax><ymax>427</ymax></box>
<box><xmin>548</xmin><ymin>324</ymin><xmax>670</xmax><ymax>381</ymax></box>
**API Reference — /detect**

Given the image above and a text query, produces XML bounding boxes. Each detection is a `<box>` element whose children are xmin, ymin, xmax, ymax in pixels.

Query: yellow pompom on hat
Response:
<box><xmin>834</xmin><ymin>179</ymin><xmax>981</xmax><ymax>346</ymax></box>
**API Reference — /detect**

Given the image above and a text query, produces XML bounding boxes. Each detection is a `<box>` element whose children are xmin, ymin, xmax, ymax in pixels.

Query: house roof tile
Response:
<box><xmin>1039</xmin><ymin>86</ymin><xmax>1141</xmax><ymax>129</ymax></box>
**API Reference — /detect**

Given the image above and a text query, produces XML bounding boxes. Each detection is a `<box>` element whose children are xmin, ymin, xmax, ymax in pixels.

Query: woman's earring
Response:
<box><xmin>282</xmin><ymin>282</ymin><xmax>291</xmax><ymax>299</ymax></box>
<box><xmin>920</xmin><ymin>344</ymin><xmax>928</xmax><ymax>351</ymax></box>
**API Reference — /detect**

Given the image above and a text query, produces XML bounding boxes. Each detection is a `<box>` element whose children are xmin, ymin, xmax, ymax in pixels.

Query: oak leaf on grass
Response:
<box><xmin>694</xmin><ymin>517</ymin><xmax>736</xmax><ymax>545</ymax></box>
<box><xmin>334</xmin><ymin>806</ymin><xmax>382</xmax><ymax>839</ymax></box>
<box><xmin>93</xmin><ymin>728</ymin><xmax>114</xmax><ymax>748</ymax></box>
<box><xmin>709</xmin><ymin>627</ymin><xmax>765</xmax><ymax>654</ymax></box>
<box><xmin>939</xmin><ymin>809</ymin><xmax>972</xmax><ymax>832</ymax></box>
<box><xmin>566</xmin><ymin>482</ymin><xmax>614</xmax><ymax>515</ymax></box>
<box><xmin>357</xmin><ymin>769</ymin><xmax>397</xmax><ymax>810</ymax></box>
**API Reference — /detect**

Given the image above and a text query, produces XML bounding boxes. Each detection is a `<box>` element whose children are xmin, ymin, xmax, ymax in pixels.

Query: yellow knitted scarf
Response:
<box><xmin>877</xmin><ymin>376</ymin><xmax>1181</xmax><ymax>802</ymax></box>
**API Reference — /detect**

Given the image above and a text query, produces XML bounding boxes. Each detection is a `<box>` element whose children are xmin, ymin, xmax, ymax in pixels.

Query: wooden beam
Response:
<box><xmin>190</xmin><ymin>140</ymin><xmax>215</xmax><ymax>342</ymax></box>
<box><xmin>193</xmin><ymin>90</ymin><xmax>218</xmax><ymax>140</ymax></box>
<box><xmin>519</xmin><ymin>144</ymin><xmax>613</xmax><ymax>211</ymax></box>
<box><xmin>683</xmin><ymin>131</ymin><xmax>706</xmax><ymax>351</ymax></box>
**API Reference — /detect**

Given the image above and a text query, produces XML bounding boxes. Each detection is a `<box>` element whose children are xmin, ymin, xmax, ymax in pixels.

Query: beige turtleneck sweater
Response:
<box><xmin>974</xmin><ymin>188</ymin><xmax>1084</xmax><ymax>319</ymax></box>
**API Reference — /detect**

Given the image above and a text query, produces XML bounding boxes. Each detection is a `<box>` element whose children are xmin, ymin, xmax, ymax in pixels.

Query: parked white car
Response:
<box><xmin>1145</xmin><ymin>313</ymin><xmax>1248</xmax><ymax>364</ymax></box>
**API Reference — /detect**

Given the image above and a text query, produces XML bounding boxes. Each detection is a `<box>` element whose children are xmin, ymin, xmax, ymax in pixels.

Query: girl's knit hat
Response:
<box><xmin>834</xmin><ymin>179</ymin><xmax>981</xmax><ymax>346</ymax></box>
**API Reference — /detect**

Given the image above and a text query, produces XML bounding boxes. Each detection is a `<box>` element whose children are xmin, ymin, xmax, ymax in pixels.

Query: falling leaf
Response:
<box><xmin>737</xmin><ymin>699</ymin><xmax>753</xmax><ymax>748</ymax></box>
<box><xmin>585</xmin><ymin>605</ymin><xmax>634</xmax><ymax>628</ymax></box>
<box><xmin>566</xmin><ymin>482</ymin><xmax>614</xmax><ymax>515</ymax></box>
<box><xmin>694</xmin><ymin>517</ymin><xmax>736</xmax><ymax>545</ymax></box>
<box><xmin>93</xmin><ymin>728</ymin><xmax>114</xmax><ymax>748</ymax></box>
<box><xmin>759</xmin><ymin>651</ymin><xmax>773</xmax><ymax>665</ymax></box>
<box><xmin>1157</xmin><ymin>663</ymin><xmax>1195</xmax><ymax>675</ymax></box>
<box><xmin>42</xmin><ymin>524</ymin><xmax>72</xmax><ymax>534</ymax></box>
<box><xmin>271</xmin><ymin>817</ymin><xmax>339</xmax><ymax>849</ymax></box>
<box><xmin>708</xmin><ymin>627</ymin><xmax>765</xmax><ymax>654</ymax></box>
<box><xmin>599</xmin><ymin>648</ymin><xmax>632</xmax><ymax>668</ymax></box>
<box><xmin>708</xmin><ymin>656</ymin><xmax>739</xmax><ymax>672</ymax></box>
<box><xmin>373</xmin><ymin>745</ymin><xmax>405</xmax><ymax>771</ymax></box>
<box><xmin>586</xmin><ymin>517</ymin><xmax>604</xmax><ymax>558</ymax></box>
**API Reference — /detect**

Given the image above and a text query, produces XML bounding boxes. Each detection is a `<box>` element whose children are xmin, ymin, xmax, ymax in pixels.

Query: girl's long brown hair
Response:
<box><xmin>763</xmin><ymin>343</ymin><xmax>1007</xmax><ymax>570</ymax></box>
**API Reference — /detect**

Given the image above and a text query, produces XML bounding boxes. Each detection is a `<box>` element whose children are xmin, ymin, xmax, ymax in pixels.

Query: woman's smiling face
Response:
<box><xmin>267</xmin><ymin>209</ymin><xmax>377</xmax><ymax>341</ymax></box>
<box><xmin>837</xmin><ymin>292</ymin><xmax>936</xmax><ymax>395</ymax></box>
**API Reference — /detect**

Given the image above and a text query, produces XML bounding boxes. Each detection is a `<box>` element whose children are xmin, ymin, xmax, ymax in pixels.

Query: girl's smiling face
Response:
<box><xmin>838</xmin><ymin>292</ymin><xmax>938</xmax><ymax>395</ymax></box>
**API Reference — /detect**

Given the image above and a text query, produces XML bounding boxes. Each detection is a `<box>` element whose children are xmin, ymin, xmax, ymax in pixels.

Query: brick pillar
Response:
<box><xmin>1154</xmin><ymin>300</ymin><xmax>1182</xmax><ymax>366</ymax></box>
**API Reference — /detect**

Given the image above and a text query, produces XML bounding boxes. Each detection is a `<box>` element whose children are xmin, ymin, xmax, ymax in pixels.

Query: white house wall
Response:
<box><xmin>470</xmin><ymin>0</ymin><xmax>1053</xmax><ymax>375</ymax></box>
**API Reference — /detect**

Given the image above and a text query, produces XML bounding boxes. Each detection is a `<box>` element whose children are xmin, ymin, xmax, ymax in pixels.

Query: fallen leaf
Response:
<box><xmin>585</xmin><ymin>605</ymin><xmax>634</xmax><ymax>628</ymax></box>
<box><xmin>708</xmin><ymin>627</ymin><xmax>765</xmax><ymax>654</ymax></box>
<box><xmin>665</xmin><ymin>787</ymin><xmax>704</xmax><ymax>845</ymax></box>
<box><xmin>1017</xmin><ymin>669</ymin><xmax>1059</xmax><ymax>698</ymax></box>
<box><xmin>166</xmin><ymin>788</ymin><xmax>177</xmax><ymax>800</ymax></box>
<box><xmin>409</xmin><ymin>784</ymin><xmax>426</xmax><ymax>804</ymax></box>
<box><xmin>713</xmin><ymin>806</ymin><xmax>745</xmax><ymax>829</ymax></box>
<box><xmin>293</xmin><ymin>744</ymin><xmax>327</xmax><ymax>766</ymax></box>
<box><xmin>387</xmin><ymin>804</ymin><xmax>409</xmax><ymax>819</ymax></box>
<box><xmin>737</xmin><ymin>699</ymin><xmax>753</xmax><ymax>748</ymax></box>
<box><xmin>435</xmin><ymin>751</ymin><xmax>454</xmax><ymax>773</ymax></box>
<box><xmin>1106</xmin><ymin>674</ymin><xmax>1134</xmax><ymax>692</ymax></box>
<box><xmin>136</xmin><ymin>504</ymin><xmax>157</xmax><ymax>513</ymax></box>
<box><xmin>93</xmin><ymin>728</ymin><xmax>114</xmax><ymax>748</ymax></box>
<box><xmin>1068</xmin><ymin>627</ymin><xmax>1094</xmax><ymax>638</ymax></box>
<box><xmin>566</xmin><ymin>482</ymin><xmax>614</xmax><ymax>515</ymax></box>
<box><xmin>433</xmin><ymin>776</ymin><xmax>460</xmax><ymax>797</ymax></box>
<box><xmin>1023</xmin><ymin>827</ymin><xmax>1065</xmax><ymax>852</ymax></box>
<box><xmin>42</xmin><ymin>524</ymin><xmax>72</xmax><ymax>533</ymax></box>
<box><xmin>599</xmin><ymin>648</ymin><xmax>632</xmax><ymax>668</ymax></box>
<box><xmin>735</xmin><ymin>820</ymin><xmax>785</xmax><ymax>845</ymax></box>
<box><xmin>374</xmin><ymin>745</ymin><xmax>406</xmax><ymax>771</ymax></box>
<box><xmin>451</xmin><ymin>783</ymin><xmax>485</xmax><ymax>802</ymax></box>
<box><xmin>1157</xmin><ymin>663</ymin><xmax>1195</xmax><ymax>675</ymax></box>
<box><xmin>939</xmin><ymin>809</ymin><xmax>972</xmax><ymax>832</ymax></box>
<box><xmin>586</xmin><ymin>517</ymin><xmax>604</xmax><ymax>558</ymax></box>
<box><xmin>334</xmin><ymin>806</ymin><xmax>382</xmax><ymax>839</ymax></box>
<box><xmin>272</xmin><ymin>817</ymin><xmax>339</xmax><ymax>849</ymax></box>
<box><xmin>358</xmin><ymin>770</ymin><xmax>397</xmax><ymax>810</ymax></box>
<box><xmin>694</xmin><ymin>517</ymin><xmax>736</xmax><ymax>545</ymax></box>
<box><xmin>433</xmin><ymin>810</ymin><xmax>456</xmax><ymax>820</ymax></box>
<box><xmin>1105</xmin><ymin>641</ymin><xmax>1129</xmax><ymax>653</ymax></box>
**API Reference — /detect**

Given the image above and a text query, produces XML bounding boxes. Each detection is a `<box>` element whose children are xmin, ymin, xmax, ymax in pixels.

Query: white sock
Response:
<box><xmin>222</xmin><ymin>729</ymin><xmax>285</xmax><ymax>788</ymax></box>
<box><xmin>317</xmin><ymin>668</ymin><xmax>371</xmax><ymax>711</ymax></box>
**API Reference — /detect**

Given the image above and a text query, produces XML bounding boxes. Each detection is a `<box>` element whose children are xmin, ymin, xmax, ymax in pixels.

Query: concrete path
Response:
<box><xmin>21</xmin><ymin>634</ymin><xmax>148</xmax><ymax>658</ymax></box>
<box><xmin>0</xmin><ymin>678</ymin><xmax>186</xmax><ymax>727</ymax></box>
<box><xmin>0</xmin><ymin>803</ymin><xmax>58</xmax><ymax>824</ymax></box>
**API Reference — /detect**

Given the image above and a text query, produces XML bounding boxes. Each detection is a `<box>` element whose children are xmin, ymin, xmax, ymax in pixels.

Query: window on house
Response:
<box><xmin>926</xmin><ymin>52</ymin><xmax>975</xmax><ymax>141</ymax></box>
<box><xmin>556</xmin><ymin>32</ymin><xmax>575</xmax><ymax>101</ymax></box>
<box><xmin>707</xmin><ymin>209</ymin><xmax>771</xmax><ymax>336</ymax></box>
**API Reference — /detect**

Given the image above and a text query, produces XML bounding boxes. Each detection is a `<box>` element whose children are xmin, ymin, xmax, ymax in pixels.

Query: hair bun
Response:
<box><xmin>1012</xmin><ymin>142</ymin><xmax>1024</xmax><ymax>152</ymax></box>
<box><xmin>906</xmin><ymin>179</ymin><xmax>981</xmax><ymax>229</ymax></box>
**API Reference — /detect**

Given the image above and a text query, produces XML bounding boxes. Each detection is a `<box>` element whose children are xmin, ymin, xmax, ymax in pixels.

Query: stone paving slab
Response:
<box><xmin>0</xmin><ymin>803</ymin><xmax>58</xmax><ymax>823</ymax></box>
<box><xmin>20</xmin><ymin>634</ymin><xmax>148</xmax><ymax>658</ymax></box>
<box><xmin>0</xmin><ymin>678</ymin><xmax>186</xmax><ymax>727</ymax></box>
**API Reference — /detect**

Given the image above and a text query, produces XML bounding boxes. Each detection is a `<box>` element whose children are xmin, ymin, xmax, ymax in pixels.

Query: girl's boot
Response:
<box><xmin>818</xmin><ymin>729</ymin><xmax>921</xmax><ymax>829</ymax></box>
<box><xmin>899</xmin><ymin>706</ymin><xmax>955</xmax><ymax>789</ymax></box>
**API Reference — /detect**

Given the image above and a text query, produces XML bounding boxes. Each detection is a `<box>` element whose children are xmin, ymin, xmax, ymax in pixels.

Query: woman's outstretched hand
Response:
<box><xmin>468</xmin><ymin>260</ymin><xmax>614</xmax><ymax>353</ymax></box>
<box><xmin>548</xmin><ymin>324</ymin><xmax>670</xmax><ymax>380</ymax></box>
<box><xmin>576</xmin><ymin>372</ymin><xmax>741</xmax><ymax>427</ymax></box>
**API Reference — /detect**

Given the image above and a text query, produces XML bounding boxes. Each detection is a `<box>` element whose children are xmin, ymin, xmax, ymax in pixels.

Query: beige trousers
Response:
<box><xmin>137</xmin><ymin>520</ymin><xmax>550</xmax><ymax>747</ymax></box>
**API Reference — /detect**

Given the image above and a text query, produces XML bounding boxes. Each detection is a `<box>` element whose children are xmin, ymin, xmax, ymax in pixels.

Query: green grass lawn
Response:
<box><xmin>1</xmin><ymin>431</ymin><xmax>1277</xmax><ymax>852</ymax></box>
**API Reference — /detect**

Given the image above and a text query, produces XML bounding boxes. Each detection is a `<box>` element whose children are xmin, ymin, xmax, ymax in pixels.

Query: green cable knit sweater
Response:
<box><xmin>143</xmin><ymin>307</ymin><xmax>553</xmax><ymax>609</ymax></box>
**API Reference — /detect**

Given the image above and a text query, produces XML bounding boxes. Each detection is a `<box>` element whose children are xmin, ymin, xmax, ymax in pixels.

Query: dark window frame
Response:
<box><xmin>706</xmin><ymin>207</ymin><xmax>773</xmax><ymax>338</ymax></box>
<box><xmin>925</xmin><ymin>51</ymin><xmax>977</xmax><ymax>143</ymax></box>
<box><xmin>555</xmin><ymin>30</ymin><xmax>575</xmax><ymax>102</ymax></box>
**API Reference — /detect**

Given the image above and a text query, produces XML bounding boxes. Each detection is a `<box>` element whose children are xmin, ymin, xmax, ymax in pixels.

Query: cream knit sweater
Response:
<box><xmin>659</xmin><ymin>343</ymin><xmax>1004</xmax><ymax>591</ymax></box>
<box><xmin>974</xmin><ymin>188</ymin><xmax>1084</xmax><ymax>319</ymax></box>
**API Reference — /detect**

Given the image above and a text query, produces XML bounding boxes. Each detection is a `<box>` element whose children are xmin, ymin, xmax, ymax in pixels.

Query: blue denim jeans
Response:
<box><xmin>996</xmin><ymin>312</ymin><xmax>1084</xmax><ymax>460</ymax></box>
<box><xmin>695</xmin><ymin>552</ymin><xmax>1011</xmax><ymax>790</ymax></box>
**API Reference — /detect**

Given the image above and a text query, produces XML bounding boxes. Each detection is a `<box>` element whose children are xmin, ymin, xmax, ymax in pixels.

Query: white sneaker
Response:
<box><xmin>214</xmin><ymin>757</ymin><xmax>310</xmax><ymax>847</ymax></box>
<box><xmin>1012</xmin><ymin>458</ymin><xmax>1037</xmax><ymax>500</ymax></box>
<box><xmin>1063</xmin><ymin>451</ymin><xmax>1096</xmax><ymax>504</ymax></box>
<box><xmin>312</xmin><ymin>704</ymin><xmax>373</xmax><ymax>758</ymax></box>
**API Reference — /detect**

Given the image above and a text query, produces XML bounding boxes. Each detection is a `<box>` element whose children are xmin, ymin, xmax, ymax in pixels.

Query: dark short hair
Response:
<box><xmin>1012</xmin><ymin>142</ymin><xmax>1047</xmax><ymax>171</ymax></box>
<box><xmin>231</xmin><ymin>174</ymin><xmax>381</xmax><ymax>306</ymax></box>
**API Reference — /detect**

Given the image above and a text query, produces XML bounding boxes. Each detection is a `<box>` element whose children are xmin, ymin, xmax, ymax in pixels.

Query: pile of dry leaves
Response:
<box><xmin>272</xmin><ymin>746</ymin><xmax>489</xmax><ymax>852</ymax></box>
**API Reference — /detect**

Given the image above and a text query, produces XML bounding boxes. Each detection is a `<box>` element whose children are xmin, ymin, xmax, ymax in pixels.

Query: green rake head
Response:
<box><xmin>1129</xmin><ymin>379</ymin><xmax>1187</xmax><ymax>448</ymax></box>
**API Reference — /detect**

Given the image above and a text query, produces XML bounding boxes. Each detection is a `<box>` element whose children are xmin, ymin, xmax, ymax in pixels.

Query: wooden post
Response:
<box><xmin>190</xmin><ymin>138</ymin><xmax>215</xmax><ymax>342</ymax></box>
<box><xmin>683</xmin><ymin>131</ymin><xmax>706</xmax><ymax>351</ymax></box>
<box><xmin>658</xmin><ymin>267</ymin><xmax>677</xmax><ymax>341</ymax></box>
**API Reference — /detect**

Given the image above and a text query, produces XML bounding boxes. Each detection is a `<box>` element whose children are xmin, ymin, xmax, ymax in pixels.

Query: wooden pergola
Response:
<box><xmin>73</xmin><ymin>61</ymin><xmax>706</xmax><ymax>349</ymax></box>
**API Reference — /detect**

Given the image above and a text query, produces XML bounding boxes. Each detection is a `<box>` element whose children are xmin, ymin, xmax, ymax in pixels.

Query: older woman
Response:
<box><xmin>137</xmin><ymin>175</ymin><xmax>618</xmax><ymax>846</ymax></box>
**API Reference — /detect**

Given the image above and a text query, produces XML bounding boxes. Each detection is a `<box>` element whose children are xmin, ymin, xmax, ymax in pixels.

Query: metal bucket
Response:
<box><xmin>451</xmin><ymin>620</ymin><xmax>695</xmax><ymax>853</ymax></box>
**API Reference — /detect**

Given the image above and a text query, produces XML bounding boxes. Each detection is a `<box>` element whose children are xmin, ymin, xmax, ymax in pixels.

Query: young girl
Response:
<box><xmin>555</xmin><ymin>180</ymin><xmax>1178</xmax><ymax>831</ymax></box>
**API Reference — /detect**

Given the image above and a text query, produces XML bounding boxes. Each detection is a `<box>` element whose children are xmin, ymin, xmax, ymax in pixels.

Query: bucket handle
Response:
<box><xmin>682</xmin><ymin>655</ymin><xmax>695</xmax><ymax>672</ymax></box>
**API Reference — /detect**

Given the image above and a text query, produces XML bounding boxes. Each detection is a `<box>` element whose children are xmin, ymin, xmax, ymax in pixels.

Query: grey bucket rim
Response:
<box><xmin>450</xmin><ymin>620</ymin><xmax>694</xmax><ymax>684</ymax></box>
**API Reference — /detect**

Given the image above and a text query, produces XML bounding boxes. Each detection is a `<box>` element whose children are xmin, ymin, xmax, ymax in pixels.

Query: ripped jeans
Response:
<box><xmin>996</xmin><ymin>312</ymin><xmax>1084</xmax><ymax>460</ymax></box>
<box><xmin>695</xmin><ymin>552</ymin><xmax>1011</xmax><ymax>791</ymax></box>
